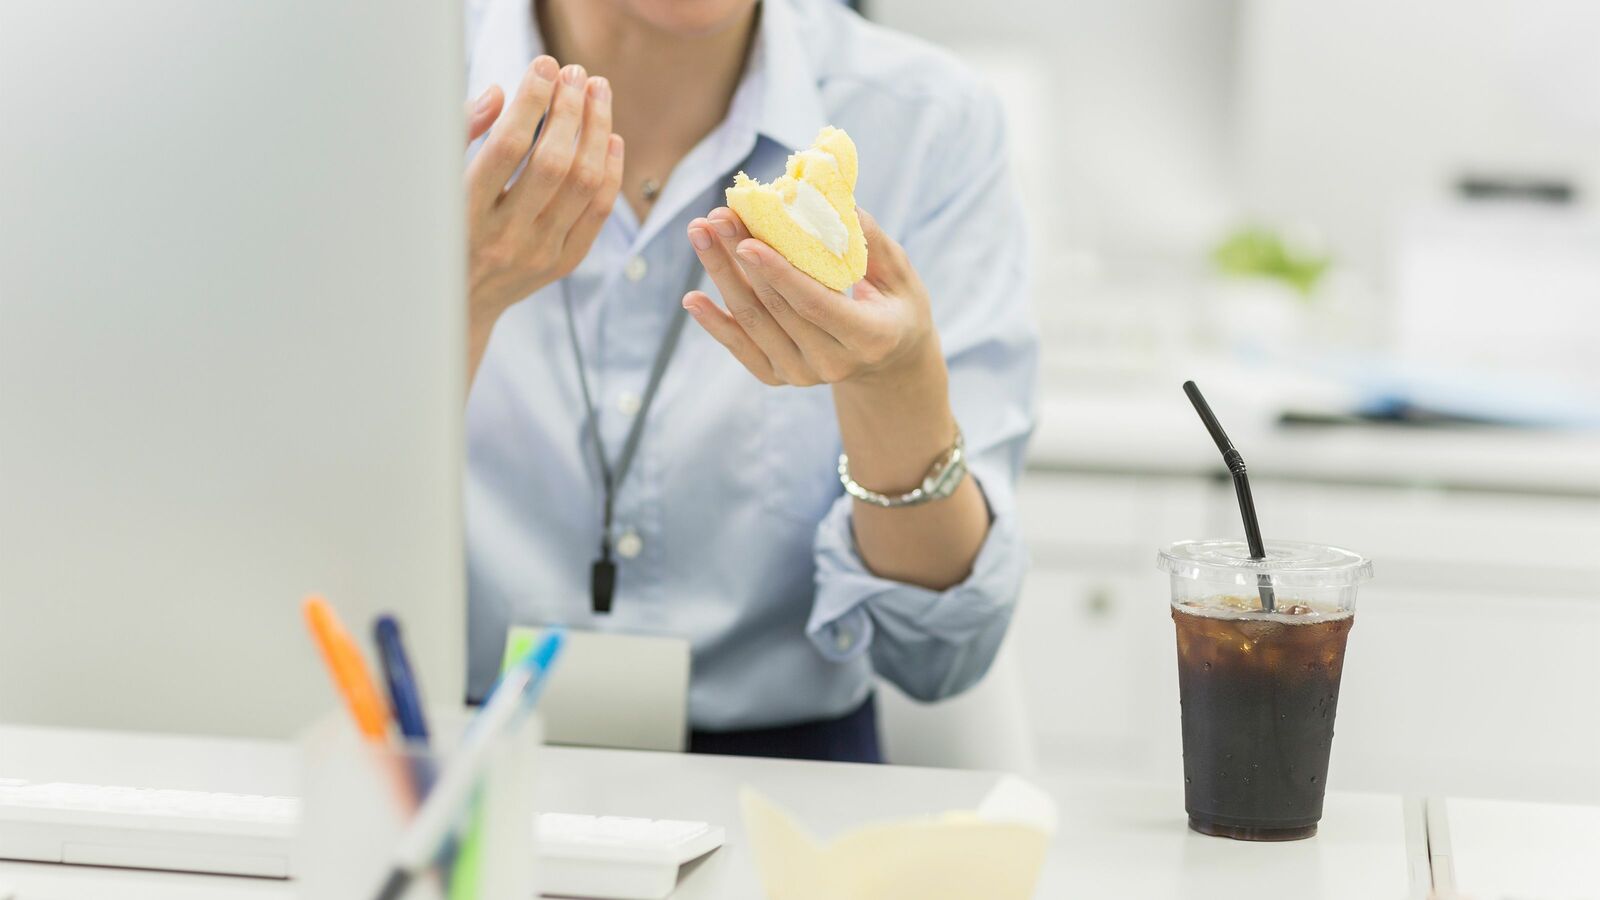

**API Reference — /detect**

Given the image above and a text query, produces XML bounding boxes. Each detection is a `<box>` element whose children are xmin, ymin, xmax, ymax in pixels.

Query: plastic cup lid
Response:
<box><xmin>1157</xmin><ymin>539</ymin><xmax>1373</xmax><ymax>589</ymax></box>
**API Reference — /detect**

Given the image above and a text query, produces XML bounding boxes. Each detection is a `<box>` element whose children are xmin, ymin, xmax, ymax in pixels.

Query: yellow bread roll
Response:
<box><xmin>725</xmin><ymin>126</ymin><xmax>868</xmax><ymax>292</ymax></box>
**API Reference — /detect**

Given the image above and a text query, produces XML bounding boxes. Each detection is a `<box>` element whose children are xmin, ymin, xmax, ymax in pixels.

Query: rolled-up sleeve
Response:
<box><xmin>807</xmin><ymin>82</ymin><xmax>1038</xmax><ymax>703</ymax></box>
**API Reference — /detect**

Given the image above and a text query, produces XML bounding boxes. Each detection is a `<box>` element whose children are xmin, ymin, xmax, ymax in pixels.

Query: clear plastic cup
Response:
<box><xmin>1158</xmin><ymin>539</ymin><xmax>1373</xmax><ymax>841</ymax></box>
<box><xmin>297</xmin><ymin>708</ymin><xmax>541</xmax><ymax>898</ymax></box>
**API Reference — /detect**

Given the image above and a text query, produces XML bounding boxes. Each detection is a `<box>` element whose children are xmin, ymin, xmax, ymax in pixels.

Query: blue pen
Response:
<box><xmin>372</xmin><ymin>630</ymin><xmax>564</xmax><ymax>900</ymax></box>
<box><xmin>374</xmin><ymin>615</ymin><xmax>431</xmax><ymax>744</ymax></box>
<box><xmin>375</xmin><ymin>617</ymin><xmax>463</xmax><ymax>880</ymax></box>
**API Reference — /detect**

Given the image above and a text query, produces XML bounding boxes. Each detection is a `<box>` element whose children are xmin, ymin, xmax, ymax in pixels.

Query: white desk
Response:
<box><xmin>1428</xmin><ymin>795</ymin><xmax>1600</xmax><ymax>900</ymax></box>
<box><xmin>0</xmin><ymin>725</ymin><xmax>1422</xmax><ymax>899</ymax></box>
<box><xmin>527</xmin><ymin>749</ymin><xmax>1419</xmax><ymax>900</ymax></box>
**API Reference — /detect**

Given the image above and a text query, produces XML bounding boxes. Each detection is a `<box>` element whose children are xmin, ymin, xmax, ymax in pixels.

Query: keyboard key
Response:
<box><xmin>0</xmin><ymin>780</ymin><xmax>723</xmax><ymax>897</ymax></box>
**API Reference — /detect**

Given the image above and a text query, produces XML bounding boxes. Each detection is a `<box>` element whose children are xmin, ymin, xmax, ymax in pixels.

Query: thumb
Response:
<box><xmin>858</xmin><ymin>207</ymin><xmax>911</xmax><ymax>290</ymax></box>
<box><xmin>465</xmin><ymin>85</ymin><xmax>504</xmax><ymax>146</ymax></box>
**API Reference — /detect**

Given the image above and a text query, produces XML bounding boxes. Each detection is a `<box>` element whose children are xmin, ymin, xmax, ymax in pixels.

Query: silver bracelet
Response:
<box><xmin>838</xmin><ymin>426</ymin><xmax>966</xmax><ymax>508</ymax></box>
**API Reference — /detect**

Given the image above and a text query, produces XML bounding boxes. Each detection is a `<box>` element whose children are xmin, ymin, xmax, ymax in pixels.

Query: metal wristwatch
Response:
<box><xmin>838</xmin><ymin>426</ymin><xmax>966</xmax><ymax>508</ymax></box>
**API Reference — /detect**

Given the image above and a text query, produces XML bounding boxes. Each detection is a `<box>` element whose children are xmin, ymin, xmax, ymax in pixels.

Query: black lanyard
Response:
<box><xmin>561</xmin><ymin>262</ymin><xmax>701</xmax><ymax>614</ymax></box>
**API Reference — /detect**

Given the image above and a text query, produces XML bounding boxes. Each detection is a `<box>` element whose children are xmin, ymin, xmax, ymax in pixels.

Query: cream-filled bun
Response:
<box><xmin>725</xmin><ymin>126</ymin><xmax>868</xmax><ymax>292</ymax></box>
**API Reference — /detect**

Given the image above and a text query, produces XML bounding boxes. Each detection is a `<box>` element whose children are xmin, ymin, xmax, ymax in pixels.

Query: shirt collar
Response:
<box><xmin>470</xmin><ymin>0</ymin><xmax>827</xmax><ymax>156</ymax></box>
<box><xmin>746</xmin><ymin>0</ymin><xmax>829</xmax><ymax>154</ymax></box>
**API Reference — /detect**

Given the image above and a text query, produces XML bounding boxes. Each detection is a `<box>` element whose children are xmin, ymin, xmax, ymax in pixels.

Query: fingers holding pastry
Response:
<box><xmin>708</xmin><ymin>207</ymin><xmax>842</xmax><ymax>341</ymax></box>
<box><xmin>696</xmin><ymin>127</ymin><xmax>940</xmax><ymax>386</ymax></box>
<box><xmin>858</xmin><ymin>207</ymin><xmax>917</xmax><ymax>293</ymax></box>
<box><xmin>687</xmin><ymin>216</ymin><xmax>811</xmax><ymax>384</ymax></box>
<box><xmin>730</xmin><ymin>235</ymin><xmax>864</xmax><ymax>351</ymax></box>
<box><xmin>681</xmin><ymin>290</ymin><xmax>780</xmax><ymax>385</ymax></box>
<box><xmin>688</xmin><ymin>215</ymin><xmax>758</xmax><ymax>310</ymax></box>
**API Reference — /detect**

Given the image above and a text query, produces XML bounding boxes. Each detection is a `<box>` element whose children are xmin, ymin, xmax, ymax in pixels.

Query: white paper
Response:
<box><xmin>741</xmin><ymin>777</ymin><xmax>1055</xmax><ymax>900</ymax></box>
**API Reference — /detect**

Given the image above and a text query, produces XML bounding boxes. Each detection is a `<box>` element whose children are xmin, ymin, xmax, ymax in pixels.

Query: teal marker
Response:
<box><xmin>371</xmin><ymin>629</ymin><xmax>564</xmax><ymax>900</ymax></box>
<box><xmin>445</xmin><ymin>628</ymin><xmax>543</xmax><ymax>900</ymax></box>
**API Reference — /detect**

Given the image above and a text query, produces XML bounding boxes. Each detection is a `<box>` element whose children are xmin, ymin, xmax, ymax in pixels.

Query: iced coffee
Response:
<box><xmin>1159</xmin><ymin>541</ymin><xmax>1372</xmax><ymax>841</ymax></box>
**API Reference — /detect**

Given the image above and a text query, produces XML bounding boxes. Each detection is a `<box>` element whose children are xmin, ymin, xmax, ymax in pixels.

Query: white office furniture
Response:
<box><xmin>1425</xmin><ymin>795</ymin><xmax>1600</xmax><ymax>900</ymax></box>
<box><xmin>507</xmin><ymin>630</ymin><xmax>691</xmax><ymax>753</ymax></box>
<box><xmin>0</xmin><ymin>723</ymin><xmax>1432</xmax><ymax>899</ymax></box>
<box><xmin>1016</xmin><ymin>386</ymin><xmax>1600</xmax><ymax>805</ymax></box>
<box><xmin>0</xmin><ymin>780</ymin><xmax>298</xmax><ymax>878</ymax></box>
<box><xmin>876</xmin><ymin>636</ymin><xmax>1037</xmax><ymax>773</ymax></box>
<box><xmin>0</xmin><ymin>780</ymin><xmax>722</xmax><ymax>900</ymax></box>
<box><xmin>535</xmin><ymin>815</ymin><xmax>724</xmax><ymax>900</ymax></box>
<box><xmin>0</xmin><ymin>0</ymin><xmax>467</xmax><ymax>739</ymax></box>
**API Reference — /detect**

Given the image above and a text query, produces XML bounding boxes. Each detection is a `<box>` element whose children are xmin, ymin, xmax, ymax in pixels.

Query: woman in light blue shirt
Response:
<box><xmin>463</xmin><ymin>0</ymin><xmax>1037</xmax><ymax>762</ymax></box>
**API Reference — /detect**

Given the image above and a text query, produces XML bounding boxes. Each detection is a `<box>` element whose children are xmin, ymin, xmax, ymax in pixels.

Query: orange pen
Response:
<box><xmin>303</xmin><ymin>594</ymin><xmax>391</xmax><ymax>741</ymax></box>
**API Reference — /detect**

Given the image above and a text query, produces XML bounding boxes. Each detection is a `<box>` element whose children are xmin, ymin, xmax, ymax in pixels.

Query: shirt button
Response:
<box><xmin>623</xmin><ymin>256</ymin><xmax>648</xmax><ymax>282</ymax></box>
<box><xmin>616</xmin><ymin>391</ymin><xmax>641</xmax><ymax>416</ymax></box>
<box><xmin>615</xmin><ymin>529</ymin><xmax>644</xmax><ymax>560</ymax></box>
<box><xmin>835</xmin><ymin>627</ymin><xmax>853</xmax><ymax>652</ymax></box>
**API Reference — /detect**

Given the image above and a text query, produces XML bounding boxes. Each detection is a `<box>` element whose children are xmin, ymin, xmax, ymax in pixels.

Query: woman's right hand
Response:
<box><xmin>464</xmin><ymin>55</ymin><xmax>624</xmax><ymax>383</ymax></box>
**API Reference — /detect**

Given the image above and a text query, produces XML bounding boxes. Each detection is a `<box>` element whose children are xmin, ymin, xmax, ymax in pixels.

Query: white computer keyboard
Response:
<box><xmin>0</xmin><ymin>779</ymin><xmax>723</xmax><ymax>900</ymax></box>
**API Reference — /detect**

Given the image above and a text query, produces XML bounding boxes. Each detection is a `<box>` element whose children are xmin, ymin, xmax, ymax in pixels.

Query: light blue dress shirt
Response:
<box><xmin>462</xmin><ymin>0</ymin><xmax>1038</xmax><ymax>730</ymax></box>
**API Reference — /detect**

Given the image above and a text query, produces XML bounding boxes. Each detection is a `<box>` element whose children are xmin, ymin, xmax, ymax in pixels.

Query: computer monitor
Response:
<box><xmin>0</xmin><ymin>0</ymin><xmax>467</xmax><ymax>738</ymax></box>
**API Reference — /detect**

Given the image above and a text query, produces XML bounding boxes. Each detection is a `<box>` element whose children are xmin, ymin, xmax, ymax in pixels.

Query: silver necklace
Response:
<box><xmin>640</xmin><ymin>178</ymin><xmax>662</xmax><ymax>202</ymax></box>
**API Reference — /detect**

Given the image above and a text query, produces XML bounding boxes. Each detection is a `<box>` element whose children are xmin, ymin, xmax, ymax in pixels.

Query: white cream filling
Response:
<box><xmin>784</xmin><ymin>180</ymin><xmax>848</xmax><ymax>256</ymax></box>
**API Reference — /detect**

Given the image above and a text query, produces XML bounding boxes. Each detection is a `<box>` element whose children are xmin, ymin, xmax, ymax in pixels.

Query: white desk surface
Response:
<box><xmin>1430</xmin><ymin>795</ymin><xmax>1600</xmax><ymax>900</ymax></box>
<box><xmin>0</xmin><ymin>724</ymin><xmax>1421</xmax><ymax>899</ymax></box>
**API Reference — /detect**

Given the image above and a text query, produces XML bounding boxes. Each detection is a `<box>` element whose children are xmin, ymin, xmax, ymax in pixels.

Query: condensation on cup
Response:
<box><xmin>1158</xmin><ymin>540</ymin><xmax>1373</xmax><ymax>841</ymax></box>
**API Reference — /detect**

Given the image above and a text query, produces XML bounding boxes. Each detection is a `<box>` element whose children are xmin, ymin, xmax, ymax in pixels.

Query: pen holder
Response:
<box><xmin>297</xmin><ymin>707</ymin><xmax>542</xmax><ymax>900</ymax></box>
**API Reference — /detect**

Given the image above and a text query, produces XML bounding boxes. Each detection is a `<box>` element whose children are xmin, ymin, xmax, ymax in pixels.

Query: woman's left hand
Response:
<box><xmin>682</xmin><ymin>207</ymin><xmax>941</xmax><ymax>388</ymax></box>
<box><xmin>685</xmin><ymin>205</ymin><xmax>984</xmax><ymax>590</ymax></box>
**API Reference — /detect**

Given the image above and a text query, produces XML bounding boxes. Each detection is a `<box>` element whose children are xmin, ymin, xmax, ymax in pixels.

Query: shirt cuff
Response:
<box><xmin>806</xmin><ymin>472</ymin><xmax>1026</xmax><ymax>664</ymax></box>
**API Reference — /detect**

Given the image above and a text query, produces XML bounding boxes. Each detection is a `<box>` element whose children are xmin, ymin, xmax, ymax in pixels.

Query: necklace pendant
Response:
<box><xmin>641</xmin><ymin>178</ymin><xmax>662</xmax><ymax>202</ymax></box>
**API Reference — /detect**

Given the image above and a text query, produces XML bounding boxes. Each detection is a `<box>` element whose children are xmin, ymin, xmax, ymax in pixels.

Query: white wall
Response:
<box><xmin>870</xmin><ymin>0</ymin><xmax>1247</xmax><ymax>383</ymax></box>
<box><xmin>1235</xmin><ymin>0</ymin><xmax>1600</xmax><ymax>278</ymax></box>
<box><xmin>873</xmin><ymin>0</ymin><xmax>1600</xmax><ymax>303</ymax></box>
<box><xmin>871</xmin><ymin>0</ymin><xmax>1240</xmax><ymax>257</ymax></box>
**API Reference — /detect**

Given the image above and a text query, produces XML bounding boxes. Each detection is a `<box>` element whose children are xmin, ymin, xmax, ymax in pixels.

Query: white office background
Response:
<box><xmin>866</xmin><ymin>0</ymin><xmax>1600</xmax><ymax>804</ymax></box>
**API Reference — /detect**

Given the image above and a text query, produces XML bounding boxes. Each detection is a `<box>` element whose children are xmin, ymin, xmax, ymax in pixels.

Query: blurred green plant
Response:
<box><xmin>1211</xmin><ymin>226</ymin><xmax>1331</xmax><ymax>297</ymax></box>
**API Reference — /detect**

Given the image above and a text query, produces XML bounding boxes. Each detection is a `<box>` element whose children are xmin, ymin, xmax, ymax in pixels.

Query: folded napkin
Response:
<box><xmin>741</xmin><ymin>775</ymin><xmax>1056</xmax><ymax>900</ymax></box>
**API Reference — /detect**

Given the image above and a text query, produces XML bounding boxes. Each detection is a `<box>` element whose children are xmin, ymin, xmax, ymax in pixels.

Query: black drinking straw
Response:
<box><xmin>1182</xmin><ymin>381</ymin><xmax>1276</xmax><ymax>612</ymax></box>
